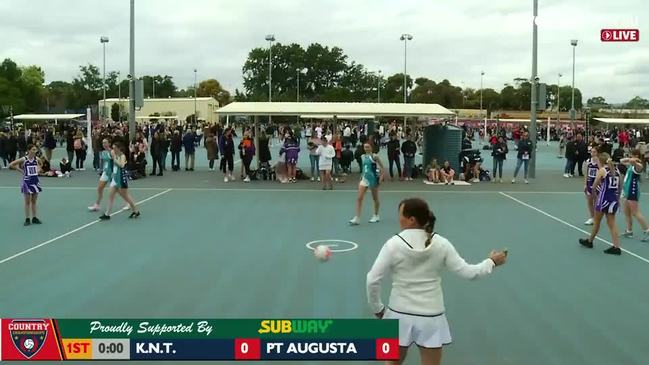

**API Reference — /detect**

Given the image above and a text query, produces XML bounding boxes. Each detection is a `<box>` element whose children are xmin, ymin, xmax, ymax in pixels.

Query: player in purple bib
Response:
<box><xmin>579</xmin><ymin>153</ymin><xmax>622</xmax><ymax>255</ymax></box>
<box><xmin>9</xmin><ymin>144</ymin><xmax>43</xmax><ymax>226</ymax></box>
<box><xmin>583</xmin><ymin>145</ymin><xmax>600</xmax><ymax>226</ymax></box>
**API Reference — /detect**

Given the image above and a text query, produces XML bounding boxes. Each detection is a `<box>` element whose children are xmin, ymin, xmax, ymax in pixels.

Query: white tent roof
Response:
<box><xmin>593</xmin><ymin>118</ymin><xmax>649</xmax><ymax>125</ymax></box>
<box><xmin>136</xmin><ymin>116</ymin><xmax>179</xmax><ymax>120</ymax></box>
<box><xmin>13</xmin><ymin>114</ymin><xmax>84</xmax><ymax>120</ymax></box>
<box><xmin>216</xmin><ymin>102</ymin><xmax>455</xmax><ymax>117</ymax></box>
<box><xmin>497</xmin><ymin>119</ymin><xmax>547</xmax><ymax>123</ymax></box>
<box><xmin>300</xmin><ymin>114</ymin><xmax>375</xmax><ymax>119</ymax></box>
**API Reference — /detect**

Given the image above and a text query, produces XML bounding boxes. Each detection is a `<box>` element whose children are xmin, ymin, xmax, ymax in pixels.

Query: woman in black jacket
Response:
<box><xmin>258</xmin><ymin>131</ymin><xmax>271</xmax><ymax>165</ymax></box>
<box><xmin>401</xmin><ymin>136</ymin><xmax>417</xmax><ymax>181</ymax></box>
<box><xmin>149</xmin><ymin>132</ymin><xmax>162</xmax><ymax>176</ymax></box>
<box><xmin>491</xmin><ymin>136</ymin><xmax>508</xmax><ymax>183</ymax></box>
<box><xmin>169</xmin><ymin>130</ymin><xmax>182</xmax><ymax>171</ymax></box>
<box><xmin>386</xmin><ymin>133</ymin><xmax>402</xmax><ymax>181</ymax></box>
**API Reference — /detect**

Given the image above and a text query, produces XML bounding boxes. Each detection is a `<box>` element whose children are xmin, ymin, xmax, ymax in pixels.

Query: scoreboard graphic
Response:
<box><xmin>0</xmin><ymin>319</ymin><xmax>399</xmax><ymax>361</ymax></box>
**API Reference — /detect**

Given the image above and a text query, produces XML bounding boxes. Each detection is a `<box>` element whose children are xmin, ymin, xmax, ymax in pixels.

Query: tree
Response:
<box><xmin>197</xmin><ymin>79</ymin><xmax>231</xmax><ymax>106</ymax></box>
<box><xmin>383</xmin><ymin>73</ymin><xmax>413</xmax><ymax>103</ymax></box>
<box><xmin>242</xmin><ymin>42</ymin><xmax>351</xmax><ymax>102</ymax></box>
<box><xmin>500</xmin><ymin>85</ymin><xmax>517</xmax><ymax>110</ymax></box>
<box><xmin>111</xmin><ymin>103</ymin><xmax>120</xmax><ymax>122</ymax></box>
<box><xmin>481</xmin><ymin>88</ymin><xmax>501</xmax><ymax>113</ymax></box>
<box><xmin>46</xmin><ymin>81</ymin><xmax>74</xmax><ymax>112</ymax></box>
<box><xmin>71</xmin><ymin>64</ymin><xmax>103</xmax><ymax>109</ymax></box>
<box><xmin>20</xmin><ymin>65</ymin><xmax>45</xmax><ymax>112</ymax></box>
<box><xmin>626</xmin><ymin>96</ymin><xmax>649</xmax><ymax>110</ymax></box>
<box><xmin>586</xmin><ymin>96</ymin><xmax>608</xmax><ymax>112</ymax></box>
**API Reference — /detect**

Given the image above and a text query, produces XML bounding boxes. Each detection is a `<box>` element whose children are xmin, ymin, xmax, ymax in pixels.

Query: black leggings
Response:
<box><xmin>388</xmin><ymin>157</ymin><xmax>402</xmax><ymax>178</ymax></box>
<box><xmin>242</xmin><ymin>156</ymin><xmax>253</xmax><ymax>177</ymax></box>
<box><xmin>209</xmin><ymin>159</ymin><xmax>215</xmax><ymax>169</ymax></box>
<box><xmin>220</xmin><ymin>154</ymin><xmax>234</xmax><ymax>173</ymax></box>
<box><xmin>171</xmin><ymin>151</ymin><xmax>181</xmax><ymax>168</ymax></box>
<box><xmin>75</xmin><ymin>150</ymin><xmax>86</xmax><ymax>169</ymax></box>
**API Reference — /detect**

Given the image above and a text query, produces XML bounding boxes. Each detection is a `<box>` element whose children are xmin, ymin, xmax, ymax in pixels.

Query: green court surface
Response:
<box><xmin>1</xmin><ymin>142</ymin><xmax>649</xmax><ymax>365</ymax></box>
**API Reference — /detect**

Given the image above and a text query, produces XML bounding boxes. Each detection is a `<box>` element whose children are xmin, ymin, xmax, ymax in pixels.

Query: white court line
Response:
<box><xmin>499</xmin><ymin>192</ymin><xmax>649</xmax><ymax>265</ymax></box>
<box><xmin>0</xmin><ymin>189</ymin><xmax>172</xmax><ymax>265</ymax></box>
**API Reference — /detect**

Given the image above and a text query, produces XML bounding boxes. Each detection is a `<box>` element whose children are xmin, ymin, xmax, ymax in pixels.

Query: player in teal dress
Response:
<box><xmin>99</xmin><ymin>142</ymin><xmax>140</xmax><ymax>220</ymax></box>
<box><xmin>88</xmin><ymin>139</ymin><xmax>113</xmax><ymax>211</ymax></box>
<box><xmin>349</xmin><ymin>143</ymin><xmax>385</xmax><ymax>225</ymax></box>
<box><xmin>620</xmin><ymin>149</ymin><xmax>649</xmax><ymax>241</ymax></box>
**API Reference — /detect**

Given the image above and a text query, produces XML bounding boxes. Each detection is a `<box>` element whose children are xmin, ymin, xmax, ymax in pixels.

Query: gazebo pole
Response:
<box><xmin>254</xmin><ymin>115</ymin><xmax>260</xmax><ymax>168</ymax></box>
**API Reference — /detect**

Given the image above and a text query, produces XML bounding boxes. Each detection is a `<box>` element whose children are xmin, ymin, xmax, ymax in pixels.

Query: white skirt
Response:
<box><xmin>384</xmin><ymin>308</ymin><xmax>452</xmax><ymax>349</ymax></box>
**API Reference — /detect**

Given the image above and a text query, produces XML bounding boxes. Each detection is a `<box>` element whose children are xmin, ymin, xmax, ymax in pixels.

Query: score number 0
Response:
<box><xmin>234</xmin><ymin>339</ymin><xmax>260</xmax><ymax>360</ymax></box>
<box><xmin>376</xmin><ymin>339</ymin><xmax>399</xmax><ymax>360</ymax></box>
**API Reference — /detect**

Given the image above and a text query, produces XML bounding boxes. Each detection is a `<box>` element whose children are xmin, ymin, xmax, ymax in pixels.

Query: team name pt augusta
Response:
<box><xmin>257</xmin><ymin>320</ymin><xmax>333</xmax><ymax>334</ymax></box>
<box><xmin>266</xmin><ymin>341</ymin><xmax>357</xmax><ymax>355</ymax></box>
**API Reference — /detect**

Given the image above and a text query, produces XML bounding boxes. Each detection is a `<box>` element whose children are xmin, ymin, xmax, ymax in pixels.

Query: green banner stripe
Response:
<box><xmin>56</xmin><ymin>319</ymin><xmax>398</xmax><ymax>339</ymax></box>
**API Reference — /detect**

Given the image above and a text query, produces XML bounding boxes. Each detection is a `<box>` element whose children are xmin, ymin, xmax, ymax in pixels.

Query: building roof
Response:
<box><xmin>593</xmin><ymin>118</ymin><xmax>649</xmax><ymax>125</ymax></box>
<box><xmin>135</xmin><ymin>116</ymin><xmax>180</xmax><ymax>120</ymax></box>
<box><xmin>215</xmin><ymin>102</ymin><xmax>455</xmax><ymax>117</ymax></box>
<box><xmin>300</xmin><ymin>114</ymin><xmax>375</xmax><ymax>119</ymax></box>
<box><xmin>100</xmin><ymin>97</ymin><xmax>216</xmax><ymax>103</ymax></box>
<box><xmin>12</xmin><ymin>114</ymin><xmax>84</xmax><ymax>120</ymax></box>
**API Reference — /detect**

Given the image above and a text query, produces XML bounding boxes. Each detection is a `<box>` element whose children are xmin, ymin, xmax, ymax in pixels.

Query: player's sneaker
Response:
<box><xmin>579</xmin><ymin>238</ymin><xmax>593</xmax><ymax>248</ymax></box>
<box><xmin>604</xmin><ymin>246</ymin><xmax>622</xmax><ymax>255</ymax></box>
<box><xmin>621</xmin><ymin>230</ymin><xmax>633</xmax><ymax>238</ymax></box>
<box><xmin>584</xmin><ymin>218</ymin><xmax>594</xmax><ymax>225</ymax></box>
<box><xmin>244</xmin><ymin>176</ymin><xmax>251</xmax><ymax>183</ymax></box>
<box><xmin>349</xmin><ymin>216</ymin><xmax>360</xmax><ymax>225</ymax></box>
<box><xmin>369</xmin><ymin>215</ymin><xmax>380</xmax><ymax>223</ymax></box>
<box><xmin>641</xmin><ymin>230</ymin><xmax>649</xmax><ymax>242</ymax></box>
<box><xmin>224</xmin><ymin>176</ymin><xmax>229</xmax><ymax>183</ymax></box>
<box><xmin>524</xmin><ymin>179</ymin><xmax>529</xmax><ymax>184</ymax></box>
<box><xmin>88</xmin><ymin>203</ymin><xmax>100</xmax><ymax>212</ymax></box>
<box><xmin>511</xmin><ymin>178</ymin><xmax>516</xmax><ymax>184</ymax></box>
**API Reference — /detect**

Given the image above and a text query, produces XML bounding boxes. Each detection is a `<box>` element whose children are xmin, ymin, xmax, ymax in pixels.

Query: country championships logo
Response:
<box><xmin>8</xmin><ymin>319</ymin><xmax>49</xmax><ymax>359</ymax></box>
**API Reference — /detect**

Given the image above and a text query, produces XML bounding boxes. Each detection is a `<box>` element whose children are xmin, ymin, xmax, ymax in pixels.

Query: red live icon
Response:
<box><xmin>601</xmin><ymin>29</ymin><xmax>639</xmax><ymax>42</ymax></box>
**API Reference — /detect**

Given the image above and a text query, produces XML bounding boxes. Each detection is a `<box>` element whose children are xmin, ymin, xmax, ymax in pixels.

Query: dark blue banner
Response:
<box><xmin>260</xmin><ymin>340</ymin><xmax>375</xmax><ymax>361</ymax></box>
<box><xmin>130</xmin><ymin>339</ymin><xmax>234</xmax><ymax>360</ymax></box>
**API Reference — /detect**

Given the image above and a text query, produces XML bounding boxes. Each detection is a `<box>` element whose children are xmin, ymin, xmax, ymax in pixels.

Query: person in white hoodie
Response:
<box><xmin>367</xmin><ymin>198</ymin><xmax>507</xmax><ymax>365</ymax></box>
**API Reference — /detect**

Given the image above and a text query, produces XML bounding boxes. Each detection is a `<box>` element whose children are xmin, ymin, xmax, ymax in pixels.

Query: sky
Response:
<box><xmin>0</xmin><ymin>0</ymin><xmax>646</xmax><ymax>103</ymax></box>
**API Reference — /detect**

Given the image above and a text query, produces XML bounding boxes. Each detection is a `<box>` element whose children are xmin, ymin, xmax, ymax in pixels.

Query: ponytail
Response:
<box><xmin>424</xmin><ymin>210</ymin><xmax>437</xmax><ymax>248</ymax></box>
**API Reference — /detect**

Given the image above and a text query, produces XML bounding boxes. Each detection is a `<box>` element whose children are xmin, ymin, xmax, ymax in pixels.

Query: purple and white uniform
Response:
<box><xmin>595</xmin><ymin>167</ymin><xmax>619</xmax><ymax>214</ymax></box>
<box><xmin>20</xmin><ymin>157</ymin><xmax>42</xmax><ymax>195</ymax></box>
<box><xmin>584</xmin><ymin>158</ymin><xmax>599</xmax><ymax>195</ymax></box>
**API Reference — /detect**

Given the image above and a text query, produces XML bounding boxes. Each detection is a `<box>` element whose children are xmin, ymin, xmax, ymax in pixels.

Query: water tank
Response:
<box><xmin>422</xmin><ymin>124</ymin><xmax>463</xmax><ymax>174</ymax></box>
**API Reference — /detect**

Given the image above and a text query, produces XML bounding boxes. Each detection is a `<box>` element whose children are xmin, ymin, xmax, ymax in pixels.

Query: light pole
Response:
<box><xmin>117</xmin><ymin>71</ymin><xmax>121</xmax><ymax>122</ymax></box>
<box><xmin>100</xmin><ymin>36</ymin><xmax>109</xmax><ymax>122</ymax></box>
<box><xmin>557</xmin><ymin>73</ymin><xmax>562</xmax><ymax>123</ymax></box>
<box><xmin>570</xmin><ymin>39</ymin><xmax>578</xmax><ymax>123</ymax></box>
<box><xmin>400</xmin><ymin>33</ymin><xmax>413</xmax><ymax>128</ymax></box>
<box><xmin>480</xmin><ymin>72</ymin><xmax>485</xmax><ymax>117</ymax></box>
<box><xmin>377</xmin><ymin>70</ymin><xmax>382</xmax><ymax>103</ymax></box>
<box><xmin>128</xmin><ymin>0</ymin><xmax>135</xmax><ymax>141</ymax></box>
<box><xmin>265</xmin><ymin>34</ymin><xmax>276</xmax><ymax>102</ymax></box>
<box><xmin>193</xmin><ymin>68</ymin><xmax>197</xmax><ymax>124</ymax></box>
<box><xmin>400</xmin><ymin>33</ymin><xmax>413</xmax><ymax>104</ymax></box>
<box><xmin>529</xmin><ymin>0</ymin><xmax>539</xmax><ymax>179</ymax></box>
<box><xmin>152</xmin><ymin>76</ymin><xmax>155</xmax><ymax>98</ymax></box>
<box><xmin>480</xmin><ymin>71</ymin><xmax>485</xmax><ymax>138</ymax></box>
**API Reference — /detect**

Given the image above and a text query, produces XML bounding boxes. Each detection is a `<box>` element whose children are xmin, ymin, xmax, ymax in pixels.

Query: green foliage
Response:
<box><xmin>626</xmin><ymin>96</ymin><xmax>649</xmax><ymax>110</ymax></box>
<box><xmin>111</xmin><ymin>103</ymin><xmax>120</xmax><ymax>121</ymax></box>
<box><xmin>197</xmin><ymin>79</ymin><xmax>231</xmax><ymax>106</ymax></box>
